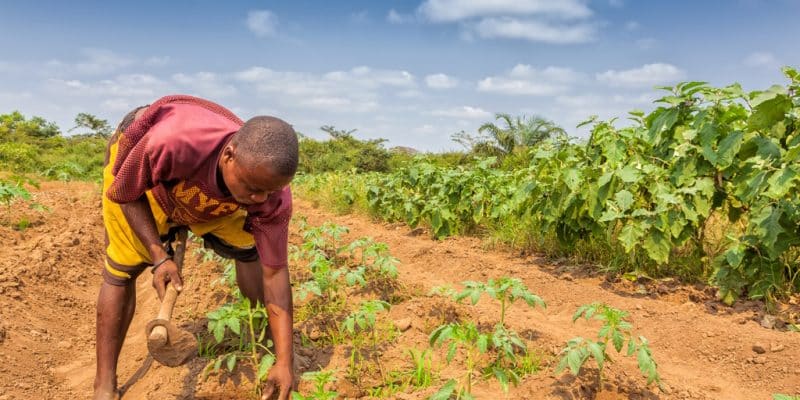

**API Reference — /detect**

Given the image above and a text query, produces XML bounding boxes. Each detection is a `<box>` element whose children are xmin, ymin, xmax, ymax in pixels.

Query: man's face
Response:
<box><xmin>219</xmin><ymin>145</ymin><xmax>292</xmax><ymax>205</ymax></box>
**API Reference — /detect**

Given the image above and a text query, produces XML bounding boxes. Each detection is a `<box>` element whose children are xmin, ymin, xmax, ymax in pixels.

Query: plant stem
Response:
<box><xmin>500</xmin><ymin>297</ymin><xmax>506</xmax><ymax>327</ymax></box>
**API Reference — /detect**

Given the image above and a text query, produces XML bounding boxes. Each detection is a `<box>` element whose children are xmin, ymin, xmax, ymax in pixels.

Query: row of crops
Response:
<box><xmin>296</xmin><ymin>67</ymin><xmax>800</xmax><ymax>305</ymax></box>
<box><xmin>199</xmin><ymin>220</ymin><xmax>661</xmax><ymax>398</ymax></box>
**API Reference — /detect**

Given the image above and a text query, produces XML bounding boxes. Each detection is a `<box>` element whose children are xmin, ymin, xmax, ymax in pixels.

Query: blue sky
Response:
<box><xmin>1</xmin><ymin>0</ymin><xmax>798</xmax><ymax>151</ymax></box>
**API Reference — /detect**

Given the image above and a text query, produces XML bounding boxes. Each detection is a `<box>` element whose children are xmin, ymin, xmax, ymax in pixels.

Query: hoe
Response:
<box><xmin>144</xmin><ymin>227</ymin><xmax>197</xmax><ymax>367</ymax></box>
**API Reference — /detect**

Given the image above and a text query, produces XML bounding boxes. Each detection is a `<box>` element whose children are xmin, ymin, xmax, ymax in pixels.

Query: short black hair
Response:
<box><xmin>231</xmin><ymin>116</ymin><xmax>298</xmax><ymax>177</ymax></box>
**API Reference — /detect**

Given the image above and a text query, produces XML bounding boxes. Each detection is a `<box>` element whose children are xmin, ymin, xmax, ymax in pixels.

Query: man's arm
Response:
<box><xmin>119</xmin><ymin>196</ymin><xmax>182</xmax><ymax>297</ymax></box>
<box><xmin>260</xmin><ymin>265</ymin><xmax>294</xmax><ymax>399</ymax></box>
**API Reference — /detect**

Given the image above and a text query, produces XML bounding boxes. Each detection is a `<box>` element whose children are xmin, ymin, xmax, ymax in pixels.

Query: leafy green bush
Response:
<box><xmin>299</xmin><ymin>126</ymin><xmax>392</xmax><ymax>174</ymax></box>
<box><xmin>0</xmin><ymin>111</ymin><xmax>106</xmax><ymax>181</ymax></box>
<box><xmin>556</xmin><ymin>303</ymin><xmax>659</xmax><ymax>387</ymax></box>
<box><xmin>295</xmin><ymin>67</ymin><xmax>800</xmax><ymax>303</ymax></box>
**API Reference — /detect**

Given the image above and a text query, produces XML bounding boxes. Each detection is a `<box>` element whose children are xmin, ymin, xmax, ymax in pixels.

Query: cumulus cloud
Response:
<box><xmin>473</xmin><ymin>17</ymin><xmax>596</xmax><ymax>43</ymax></box>
<box><xmin>744</xmin><ymin>52</ymin><xmax>780</xmax><ymax>69</ymax></box>
<box><xmin>74</xmin><ymin>48</ymin><xmax>133</xmax><ymax>75</ymax></box>
<box><xmin>417</xmin><ymin>0</ymin><xmax>592</xmax><ymax>22</ymax></box>
<box><xmin>596</xmin><ymin>63</ymin><xmax>685</xmax><ymax>87</ymax></box>
<box><xmin>144</xmin><ymin>56</ymin><xmax>171</xmax><ymax>66</ymax></box>
<box><xmin>425</xmin><ymin>73</ymin><xmax>459</xmax><ymax>89</ymax></box>
<box><xmin>42</xmin><ymin>48</ymin><xmax>134</xmax><ymax>76</ymax></box>
<box><xmin>246</xmin><ymin>10</ymin><xmax>278</xmax><ymax>37</ymax></box>
<box><xmin>234</xmin><ymin>65</ymin><xmax>415</xmax><ymax>113</ymax></box>
<box><xmin>429</xmin><ymin>106</ymin><xmax>491</xmax><ymax>119</ymax></box>
<box><xmin>172</xmin><ymin>72</ymin><xmax>238</xmax><ymax>98</ymax></box>
<box><xmin>415</xmin><ymin>0</ymin><xmax>598</xmax><ymax>44</ymax></box>
<box><xmin>478</xmin><ymin>64</ymin><xmax>581</xmax><ymax>95</ymax></box>
<box><xmin>387</xmin><ymin>9</ymin><xmax>415</xmax><ymax>24</ymax></box>
<box><xmin>45</xmin><ymin>74</ymin><xmax>165</xmax><ymax>98</ymax></box>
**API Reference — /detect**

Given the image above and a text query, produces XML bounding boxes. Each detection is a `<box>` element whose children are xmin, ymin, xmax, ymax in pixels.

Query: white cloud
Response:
<box><xmin>172</xmin><ymin>72</ymin><xmax>238</xmax><ymax>98</ymax></box>
<box><xmin>609</xmin><ymin>0</ymin><xmax>624</xmax><ymax>7</ymax></box>
<box><xmin>46</xmin><ymin>48</ymin><xmax>134</xmax><ymax>75</ymax></box>
<box><xmin>478</xmin><ymin>64</ymin><xmax>580</xmax><ymax>95</ymax></box>
<box><xmin>75</xmin><ymin>48</ymin><xmax>133</xmax><ymax>74</ymax></box>
<box><xmin>396</xmin><ymin>89</ymin><xmax>424</xmax><ymax>98</ymax></box>
<box><xmin>473</xmin><ymin>17</ymin><xmax>596</xmax><ymax>43</ymax></box>
<box><xmin>417</xmin><ymin>0</ymin><xmax>592</xmax><ymax>22</ymax></box>
<box><xmin>596</xmin><ymin>63</ymin><xmax>685</xmax><ymax>87</ymax></box>
<box><xmin>478</xmin><ymin>77</ymin><xmax>564</xmax><ymax>96</ymax></box>
<box><xmin>246</xmin><ymin>10</ymin><xmax>278</xmax><ymax>38</ymax></box>
<box><xmin>45</xmin><ymin>74</ymin><xmax>165</xmax><ymax>98</ymax></box>
<box><xmin>556</xmin><ymin>92</ymin><xmax>655</xmax><ymax>108</ymax></box>
<box><xmin>414</xmin><ymin>124</ymin><xmax>438</xmax><ymax>134</ymax></box>
<box><xmin>429</xmin><ymin>106</ymin><xmax>491</xmax><ymax>119</ymax></box>
<box><xmin>387</xmin><ymin>9</ymin><xmax>415</xmax><ymax>24</ymax></box>
<box><xmin>324</xmin><ymin>66</ymin><xmax>416</xmax><ymax>88</ymax></box>
<box><xmin>298</xmin><ymin>96</ymin><xmax>379</xmax><ymax>113</ymax></box>
<box><xmin>744</xmin><ymin>52</ymin><xmax>780</xmax><ymax>69</ymax></box>
<box><xmin>425</xmin><ymin>73</ymin><xmax>459</xmax><ymax>89</ymax></box>
<box><xmin>144</xmin><ymin>56</ymin><xmax>171</xmax><ymax>66</ymax></box>
<box><xmin>233</xmin><ymin>65</ymin><xmax>415</xmax><ymax>113</ymax></box>
<box><xmin>509</xmin><ymin>64</ymin><xmax>583</xmax><ymax>82</ymax></box>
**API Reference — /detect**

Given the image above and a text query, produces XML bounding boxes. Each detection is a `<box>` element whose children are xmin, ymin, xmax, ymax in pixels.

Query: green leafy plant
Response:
<box><xmin>454</xmin><ymin>277</ymin><xmax>546</xmax><ymax>326</ymax></box>
<box><xmin>296</xmin><ymin>68</ymin><xmax>800</xmax><ymax>304</ymax></box>
<box><xmin>340</xmin><ymin>299</ymin><xmax>392</xmax><ymax>380</ymax></box>
<box><xmin>555</xmin><ymin>303</ymin><xmax>659</xmax><ymax>387</ymax></box>
<box><xmin>452</xmin><ymin>277</ymin><xmax>546</xmax><ymax>390</ymax></box>
<box><xmin>407</xmin><ymin>348</ymin><xmax>435</xmax><ymax>388</ymax></box>
<box><xmin>291</xmin><ymin>370</ymin><xmax>339</xmax><ymax>400</ymax></box>
<box><xmin>429</xmin><ymin>322</ymin><xmax>489</xmax><ymax>400</ymax></box>
<box><xmin>773</xmin><ymin>395</ymin><xmax>800</xmax><ymax>400</ymax></box>
<box><xmin>202</xmin><ymin>297</ymin><xmax>276</xmax><ymax>397</ymax></box>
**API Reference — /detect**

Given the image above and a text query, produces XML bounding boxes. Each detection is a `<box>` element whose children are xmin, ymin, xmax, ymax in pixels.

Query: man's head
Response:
<box><xmin>219</xmin><ymin>116</ymin><xmax>298</xmax><ymax>205</ymax></box>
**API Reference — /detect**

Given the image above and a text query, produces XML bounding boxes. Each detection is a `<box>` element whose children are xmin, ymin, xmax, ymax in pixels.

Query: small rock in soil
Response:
<box><xmin>307</xmin><ymin>327</ymin><xmax>323</xmax><ymax>341</ymax></box>
<box><xmin>394</xmin><ymin>318</ymin><xmax>412</xmax><ymax>332</ymax></box>
<box><xmin>753</xmin><ymin>356</ymin><xmax>767</xmax><ymax>364</ymax></box>
<box><xmin>760</xmin><ymin>314</ymin><xmax>777</xmax><ymax>329</ymax></box>
<box><xmin>770</xmin><ymin>343</ymin><xmax>785</xmax><ymax>353</ymax></box>
<box><xmin>752</xmin><ymin>343</ymin><xmax>767</xmax><ymax>354</ymax></box>
<box><xmin>337</xmin><ymin>379</ymin><xmax>363</xmax><ymax>398</ymax></box>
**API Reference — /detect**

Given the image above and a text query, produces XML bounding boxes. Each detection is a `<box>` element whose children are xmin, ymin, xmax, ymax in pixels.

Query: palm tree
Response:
<box><xmin>478</xmin><ymin>113</ymin><xmax>566</xmax><ymax>155</ymax></box>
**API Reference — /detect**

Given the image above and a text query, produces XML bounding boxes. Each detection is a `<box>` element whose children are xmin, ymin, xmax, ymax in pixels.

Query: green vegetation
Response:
<box><xmin>0</xmin><ymin>111</ymin><xmax>107</xmax><ymax>181</ymax></box>
<box><xmin>556</xmin><ymin>303</ymin><xmax>659</xmax><ymax>387</ymax></box>
<box><xmin>339</xmin><ymin>299</ymin><xmax>393</xmax><ymax>381</ymax></box>
<box><xmin>298</xmin><ymin>126</ymin><xmax>393</xmax><ymax>174</ymax></box>
<box><xmin>296</xmin><ymin>67</ymin><xmax>800</xmax><ymax>304</ymax></box>
<box><xmin>198</xmin><ymin>252</ymin><xmax>276</xmax><ymax>397</ymax></box>
<box><xmin>428</xmin><ymin>277</ymin><xmax>546</xmax><ymax>397</ymax></box>
<box><xmin>291</xmin><ymin>370</ymin><xmax>339</xmax><ymax>400</ymax></box>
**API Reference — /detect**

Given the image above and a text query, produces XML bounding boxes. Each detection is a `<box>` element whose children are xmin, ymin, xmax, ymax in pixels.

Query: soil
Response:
<box><xmin>0</xmin><ymin>181</ymin><xmax>798</xmax><ymax>399</ymax></box>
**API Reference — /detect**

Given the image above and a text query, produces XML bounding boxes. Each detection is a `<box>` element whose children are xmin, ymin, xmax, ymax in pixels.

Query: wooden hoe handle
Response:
<box><xmin>148</xmin><ymin>228</ymin><xmax>189</xmax><ymax>345</ymax></box>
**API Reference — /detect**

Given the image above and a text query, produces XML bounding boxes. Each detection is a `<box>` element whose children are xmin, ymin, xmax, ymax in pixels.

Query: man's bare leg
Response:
<box><xmin>94</xmin><ymin>280</ymin><xmax>137</xmax><ymax>400</ymax></box>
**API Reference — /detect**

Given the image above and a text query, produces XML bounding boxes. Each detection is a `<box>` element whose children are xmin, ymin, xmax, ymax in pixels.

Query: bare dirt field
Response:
<box><xmin>0</xmin><ymin>181</ymin><xmax>798</xmax><ymax>399</ymax></box>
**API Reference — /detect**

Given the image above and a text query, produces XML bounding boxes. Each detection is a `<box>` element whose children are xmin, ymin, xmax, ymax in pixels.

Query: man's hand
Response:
<box><xmin>151</xmin><ymin>259</ymin><xmax>183</xmax><ymax>300</ymax></box>
<box><xmin>261</xmin><ymin>363</ymin><xmax>294</xmax><ymax>400</ymax></box>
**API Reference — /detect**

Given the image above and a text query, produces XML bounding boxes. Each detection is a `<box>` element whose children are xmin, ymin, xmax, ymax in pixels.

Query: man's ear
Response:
<box><xmin>221</xmin><ymin>144</ymin><xmax>235</xmax><ymax>163</ymax></box>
